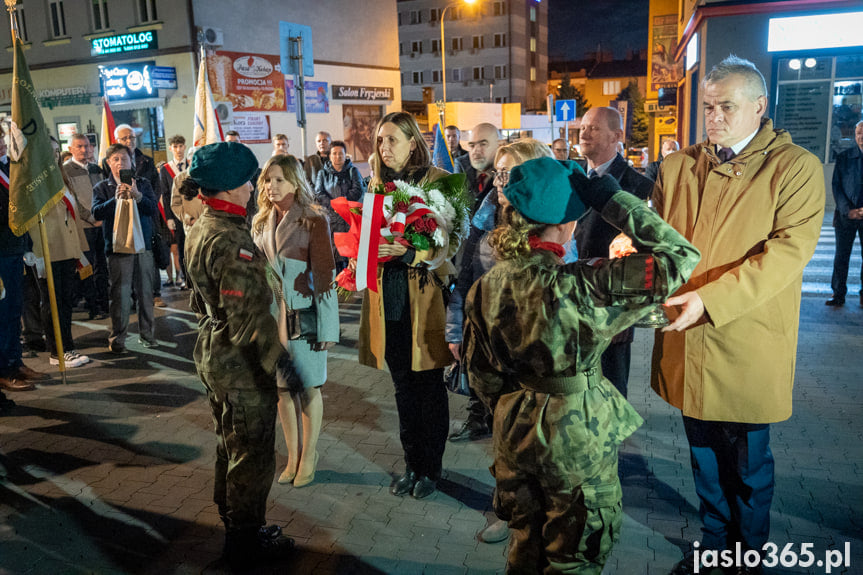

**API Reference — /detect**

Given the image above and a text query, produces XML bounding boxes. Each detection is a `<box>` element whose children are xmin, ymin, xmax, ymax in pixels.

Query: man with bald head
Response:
<box><xmin>645</xmin><ymin>138</ymin><xmax>680</xmax><ymax>182</ymax></box>
<box><xmin>574</xmin><ymin>107</ymin><xmax>653</xmax><ymax>399</ymax></box>
<box><xmin>454</xmin><ymin>122</ymin><xmax>500</xmax><ymax>213</ymax></box>
<box><xmin>305</xmin><ymin>130</ymin><xmax>332</xmax><ymax>184</ymax></box>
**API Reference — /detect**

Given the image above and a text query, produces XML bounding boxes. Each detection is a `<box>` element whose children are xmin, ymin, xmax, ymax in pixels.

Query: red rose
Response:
<box><xmin>409</xmin><ymin>195</ymin><xmax>425</xmax><ymax>205</ymax></box>
<box><xmin>425</xmin><ymin>218</ymin><xmax>438</xmax><ymax>232</ymax></box>
<box><xmin>395</xmin><ymin>201</ymin><xmax>409</xmax><ymax>213</ymax></box>
<box><xmin>384</xmin><ymin>182</ymin><xmax>397</xmax><ymax>193</ymax></box>
<box><xmin>413</xmin><ymin>219</ymin><xmax>427</xmax><ymax>233</ymax></box>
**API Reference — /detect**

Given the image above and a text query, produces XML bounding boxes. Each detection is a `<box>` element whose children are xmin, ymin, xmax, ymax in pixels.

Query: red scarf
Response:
<box><xmin>528</xmin><ymin>235</ymin><xmax>565</xmax><ymax>258</ymax></box>
<box><xmin>201</xmin><ymin>196</ymin><xmax>247</xmax><ymax>217</ymax></box>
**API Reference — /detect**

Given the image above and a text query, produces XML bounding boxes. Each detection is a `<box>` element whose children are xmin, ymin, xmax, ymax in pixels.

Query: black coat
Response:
<box><xmin>454</xmin><ymin>154</ymin><xmax>491</xmax><ymax>215</ymax></box>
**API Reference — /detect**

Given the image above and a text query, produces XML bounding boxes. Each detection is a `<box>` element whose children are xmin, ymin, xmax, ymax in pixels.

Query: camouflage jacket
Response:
<box><xmin>463</xmin><ymin>192</ymin><xmax>700</xmax><ymax>410</ymax></box>
<box><xmin>185</xmin><ymin>204</ymin><xmax>285</xmax><ymax>378</ymax></box>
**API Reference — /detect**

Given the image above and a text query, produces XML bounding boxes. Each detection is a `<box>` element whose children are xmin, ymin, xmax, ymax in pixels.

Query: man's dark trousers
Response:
<box><xmin>830</xmin><ymin>218</ymin><xmax>863</xmax><ymax>300</ymax></box>
<box><xmin>683</xmin><ymin>416</ymin><xmax>774</xmax><ymax>552</ymax></box>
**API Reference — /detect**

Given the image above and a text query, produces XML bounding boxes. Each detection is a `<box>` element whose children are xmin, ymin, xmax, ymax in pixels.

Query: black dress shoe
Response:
<box><xmin>412</xmin><ymin>476</ymin><xmax>436</xmax><ymax>499</ymax></box>
<box><xmin>825</xmin><ymin>297</ymin><xmax>845</xmax><ymax>306</ymax></box>
<box><xmin>390</xmin><ymin>470</ymin><xmax>417</xmax><ymax>496</ymax></box>
<box><xmin>448</xmin><ymin>420</ymin><xmax>491</xmax><ymax>442</ymax></box>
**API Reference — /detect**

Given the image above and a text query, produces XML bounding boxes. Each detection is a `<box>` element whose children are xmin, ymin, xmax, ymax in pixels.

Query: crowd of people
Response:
<box><xmin>0</xmin><ymin>55</ymin><xmax>835</xmax><ymax>574</ymax></box>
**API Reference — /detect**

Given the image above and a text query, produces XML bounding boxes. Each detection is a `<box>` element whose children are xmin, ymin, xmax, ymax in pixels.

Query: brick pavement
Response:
<box><xmin>1</xmin><ymin>240</ymin><xmax>861</xmax><ymax>574</ymax></box>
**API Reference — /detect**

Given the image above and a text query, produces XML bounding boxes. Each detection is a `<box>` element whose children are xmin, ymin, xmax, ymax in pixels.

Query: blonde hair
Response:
<box><xmin>488</xmin><ymin>138</ymin><xmax>556</xmax><ymax>260</ymax></box>
<box><xmin>368</xmin><ymin>112</ymin><xmax>430</xmax><ymax>188</ymax></box>
<box><xmin>493</xmin><ymin>137</ymin><xmax>553</xmax><ymax>166</ymax></box>
<box><xmin>252</xmin><ymin>154</ymin><xmax>317</xmax><ymax>234</ymax></box>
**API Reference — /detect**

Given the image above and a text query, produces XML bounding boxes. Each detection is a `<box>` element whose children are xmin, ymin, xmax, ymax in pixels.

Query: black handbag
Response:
<box><xmin>151</xmin><ymin>232</ymin><xmax>170</xmax><ymax>270</ymax></box>
<box><xmin>444</xmin><ymin>361</ymin><xmax>471</xmax><ymax>396</ymax></box>
<box><xmin>285</xmin><ymin>307</ymin><xmax>317</xmax><ymax>341</ymax></box>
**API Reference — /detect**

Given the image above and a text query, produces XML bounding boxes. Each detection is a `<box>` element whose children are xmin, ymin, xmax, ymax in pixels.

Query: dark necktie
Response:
<box><xmin>178</xmin><ymin>162</ymin><xmax>185</xmax><ymax>172</ymax></box>
<box><xmin>587</xmin><ymin>168</ymin><xmax>598</xmax><ymax>179</ymax></box>
<box><xmin>717</xmin><ymin>147</ymin><xmax>735</xmax><ymax>163</ymax></box>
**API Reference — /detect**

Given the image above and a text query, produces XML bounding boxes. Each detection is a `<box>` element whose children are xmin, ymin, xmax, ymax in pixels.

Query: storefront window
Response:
<box><xmin>775</xmin><ymin>54</ymin><xmax>863</xmax><ymax>163</ymax></box>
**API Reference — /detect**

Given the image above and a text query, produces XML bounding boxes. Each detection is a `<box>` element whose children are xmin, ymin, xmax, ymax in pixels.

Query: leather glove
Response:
<box><xmin>570</xmin><ymin>172</ymin><xmax>620</xmax><ymax>212</ymax></box>
<box><xmin>276</xmin><ymin>352</ymin><xmax>303</xmax><ymax>395</ymax></box>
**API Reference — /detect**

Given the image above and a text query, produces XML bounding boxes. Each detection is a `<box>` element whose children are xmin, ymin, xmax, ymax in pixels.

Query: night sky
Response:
<box><xmin>548</xmin><ymin>0</ymin><xmax>651</xmax><ymax>61</ymax></box>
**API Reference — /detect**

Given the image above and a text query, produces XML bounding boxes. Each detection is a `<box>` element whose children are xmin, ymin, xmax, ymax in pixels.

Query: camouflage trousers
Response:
<box><xmin>491</xmin><ymin>380</ymin><xmax>642</xmax><ymax>574</ymax></box>
<box><xmin>200</xmin><ymin>367</ymin><xmax>278</xmax><ymax>534</ymax></box>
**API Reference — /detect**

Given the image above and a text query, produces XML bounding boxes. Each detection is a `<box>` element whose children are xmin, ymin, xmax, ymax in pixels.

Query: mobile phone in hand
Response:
<box><xmin>119</xmin><ymin>169</ymin><xmax>134</xmax><ymax>185</ymax></box>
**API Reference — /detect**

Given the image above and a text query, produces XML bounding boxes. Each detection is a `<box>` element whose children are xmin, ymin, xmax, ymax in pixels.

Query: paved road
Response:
<box><xmin>1</xmin><ymin>219</ymin><xmax>860</xmax><ymax>574</ymax></box>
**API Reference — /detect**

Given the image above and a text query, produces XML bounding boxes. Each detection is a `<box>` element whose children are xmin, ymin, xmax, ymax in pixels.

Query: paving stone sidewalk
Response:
<box><xmin>0</xmin><ymin>279</ymin><xmax>860</xmax><ymax>574</ymax></box>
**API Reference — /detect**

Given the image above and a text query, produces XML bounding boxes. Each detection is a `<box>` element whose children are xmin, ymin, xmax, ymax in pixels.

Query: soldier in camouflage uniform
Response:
<box><xmin>463</xmin><ymin>157</ymin><xmax>700</xmax><ymax>574</ymax></box>
<box><xmin>183</xmin><ymin>142</ymin><xmax>296</xmax><ymax>568</ymax></box>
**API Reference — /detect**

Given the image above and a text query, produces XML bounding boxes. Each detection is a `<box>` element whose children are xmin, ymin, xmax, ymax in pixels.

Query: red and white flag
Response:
<box><xmin>193</xmin><ymin>53</ymin><xmax>223</xmax><ymax>147</ymax></box>
<box><xmin>97</xmin><ymin>98</ymin><xmax>116</xmax><ymax>164</ymax></box>
<box><xmin>355</xmin><ymin>193</ymin><xmax>386</xmax><ymax>293</ymax></box>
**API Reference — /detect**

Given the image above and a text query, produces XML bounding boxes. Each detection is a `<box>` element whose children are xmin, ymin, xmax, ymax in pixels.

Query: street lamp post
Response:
<box><xmin>438</xmin><ymin>0</ymin><xmax>476</xmax><ymax>126</ymax></box>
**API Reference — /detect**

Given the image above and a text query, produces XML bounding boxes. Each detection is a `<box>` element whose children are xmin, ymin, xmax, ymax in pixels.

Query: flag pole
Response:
<box><xmin>6</xmin><ymin>0</ymin><xmax>67</xmax><ymax>383</ymax></box>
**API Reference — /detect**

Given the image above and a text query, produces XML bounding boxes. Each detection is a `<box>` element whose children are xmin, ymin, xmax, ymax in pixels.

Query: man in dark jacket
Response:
<box><xmin>644</xmin><ymin>139</ymin><xmax>680</xmax><ymax>182</ymax></box>
<box><xmin>305</xmin><ymin>130</ymin><xmax>332</xmax><ymax>185</ymax></box>
<box><xmin>827</xmin><ymin>120</ymin><xmax>863</xmax><ymax>306</ymax></box>
<box><xmin>573</xmin><ymin>107</ymin><xmax>653</xmax><ymax>398</ymax></box>
<box><xmin>454</xmin><ymin>123</ymin><xmax>500</xmax><ymax>214</ymax></box>
<box><xmin>92</xmin><ymin>144</ymin><xmax>158</xmax><ymax>353</ymax></box>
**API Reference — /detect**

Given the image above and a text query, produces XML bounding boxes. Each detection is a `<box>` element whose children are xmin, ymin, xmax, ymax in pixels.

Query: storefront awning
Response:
<box><xmin>108</xmin><ymin>97</ymin><xmax>165</xmax><ymax>111</ymax></box>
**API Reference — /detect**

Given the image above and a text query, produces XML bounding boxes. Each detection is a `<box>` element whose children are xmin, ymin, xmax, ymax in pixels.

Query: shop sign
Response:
<box><xmin>332</xmin><ymin>85</ymin><xmax>393</xmax><ymax>101</ymax></box>
<box><xmin>100</xmin><ymin>61</ymin><xmax>156</xmax><ymax>102</ymax></box>
<box><xmin>232</xmin><ymin>113</ymin><xmax>271</xmax><ymax>144</ymax></box>
<box><xmin>38</xmin><ymin>86</ymin><xmax>92</xmax><ymax>109</ymax></box>
<box><xmin>151</xmin><ymin>66</ymin><xmax>177</xmax><ymax>89</ymax></box>
<box><xmin>207</xmin><ymin>51</ymin><xmax>286</xmax><ymax>112</ymax></box>
<box><xmin>285</xmin><ymin>80</ymin><xmax>329</xmax><ymax>113</ymax></box>
<box><xmin>91</xmin><ymin>31</ymin><xmax>158</xmax><ymax>57</ymax></box>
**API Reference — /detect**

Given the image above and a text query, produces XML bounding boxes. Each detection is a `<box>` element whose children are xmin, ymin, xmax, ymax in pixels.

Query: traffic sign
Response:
<box><xmin>555</xmin><ymin>99</ymin><xmax>576</xmax><ymax>122</ymax></box>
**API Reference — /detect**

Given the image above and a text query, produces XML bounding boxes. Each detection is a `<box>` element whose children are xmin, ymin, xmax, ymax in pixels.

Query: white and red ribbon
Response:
<box><xmin>356</xmin><ymin>193</ymin><xmax>385</xmax><ymax>292</ymax></box>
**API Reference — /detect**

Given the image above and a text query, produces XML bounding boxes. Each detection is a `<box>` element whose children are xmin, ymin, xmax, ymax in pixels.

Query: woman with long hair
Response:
<box><xmin>463</xmin><ymin>157</ymin><xmax>700</xmax><ymax>572</ymax></box>
<box><xmin>252</xmin><ymin>154</ymin><xmax>339</xmax><ymax>488</ymax></box>
<box><xmin>358</xmin><ymin>112</ymin><xmax>461</xmax><ymax>499</ymax></box>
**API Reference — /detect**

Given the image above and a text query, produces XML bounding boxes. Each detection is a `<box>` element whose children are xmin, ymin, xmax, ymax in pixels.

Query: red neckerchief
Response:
<box><xmin>528</xmin><ymin>235</ymin><xmax>565</xmax><ymax>258</ymax></box>
<box><xmin>201</xmin><ymin>196</ymin><xmax>247</xmax><ymax>217</ymax></box>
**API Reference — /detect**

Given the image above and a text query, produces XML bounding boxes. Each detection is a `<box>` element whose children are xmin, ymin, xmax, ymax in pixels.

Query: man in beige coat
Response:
<box><xmin>651</xmin><ymin>56</ymin><xmax>824</xmax><ymax>575</ymax></box>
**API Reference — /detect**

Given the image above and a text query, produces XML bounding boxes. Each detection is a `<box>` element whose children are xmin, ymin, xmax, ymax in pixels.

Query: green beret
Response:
<box><xmin>503</xmin><ymin>157</ymin><xmax>588</xmax><ymax>224</ymax></box>
<box><xmin>189</xmin><ymin>142</ymin><xmax>259</xmax><ymax>192</ymax></box>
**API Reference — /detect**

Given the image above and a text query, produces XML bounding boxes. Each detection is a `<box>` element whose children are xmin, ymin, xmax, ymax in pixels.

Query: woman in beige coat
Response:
<box><xmin>252</xmin><ymin>154</ymin><xmax>339</xmax><ymax>488</ymax></box>
<box><xmin>357</xmin><ymin>112</ymin><xmax>456</xmax><ymax>500</ymax></box>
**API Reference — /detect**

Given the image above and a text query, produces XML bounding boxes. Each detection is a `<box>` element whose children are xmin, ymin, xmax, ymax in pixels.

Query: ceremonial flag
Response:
<box><xmin>97</xmin><ymin>97</ymin><xmax>116</xmax><ymax>164</ymax></box>
<box><xmin>431</xmin><ymin>123</ymin><xmax>454</xmax><ymax>173</ymax></box>
<box><xmin>7</xmin><ymin>34</ymin><xmax>64</xmax><ymax>236</ymax></box>
<box><xmin>193</xmin><ymin>53</ymin><xmax>223</xmax><ymax>146</ymax></box>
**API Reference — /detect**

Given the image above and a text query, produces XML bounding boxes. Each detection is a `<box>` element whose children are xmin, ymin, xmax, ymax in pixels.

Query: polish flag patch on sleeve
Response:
<box><xmin>238</xmin><ymin>248</ymin><xmax>254</xmax><ymax>261</ymax></box>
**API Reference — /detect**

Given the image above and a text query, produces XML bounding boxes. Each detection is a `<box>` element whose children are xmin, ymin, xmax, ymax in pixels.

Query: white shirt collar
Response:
<box><xmin>718</xmin><ymin>128</ymin><xmax>759</xmax><ymax>156</ymax></box>
<box><xmin>68</xmin><ymin>158</ymin><xmax>88</xmax><ymax>169</ymax></box>
<box><xmin>590</xmin><ymin>154</ymin><xmax>617</xmax><ymax>177</ymax></box>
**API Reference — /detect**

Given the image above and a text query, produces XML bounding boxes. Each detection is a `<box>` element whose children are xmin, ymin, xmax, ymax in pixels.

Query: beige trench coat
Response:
<box><xmin>358</xmin><ymin>166</ymin><xmax>455</xmax><ymax>372</ymax></box>
<box><xmin>651</xmin><ymin>120</ymin><xmax>825</xmax><ymax>423</ymax></box>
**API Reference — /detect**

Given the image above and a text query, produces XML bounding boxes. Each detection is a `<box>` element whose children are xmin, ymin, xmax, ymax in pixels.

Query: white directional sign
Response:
<box><xmin>555</xmin><ymin>99</ymin><xmax>577</xmax><ymax>122</ymax></box>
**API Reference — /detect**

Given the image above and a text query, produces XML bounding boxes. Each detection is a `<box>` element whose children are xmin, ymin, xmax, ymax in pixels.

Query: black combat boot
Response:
<box><xmin>224</xmin><ymin>525</ymin><xmax>295</xmax><ymax>570</ymax></box>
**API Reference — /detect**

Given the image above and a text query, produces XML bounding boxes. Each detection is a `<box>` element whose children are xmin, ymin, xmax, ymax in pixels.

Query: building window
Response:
<box><xmin>494</xmin><ymin>33</ymin><xmax>506</xmax><ymax>48</ymax></box>
<box><xmin>493</xmin><ymin>1</ymin><xmax>505</xmax><ymax>16</ymax></box>
<box><xmin>411</xmin><ymin>40</ymin><xmax>423</xmax><ymax>54</ymax></box>
<box><xmin>399</xmin><ymin>42</ymin><xmax>404</xmax><ymax>55</ymax></box>
<box><xmin>413</xmin><ymin>71</ymin><xmax>422</xmax><ymax>84</ymax></box>
<box><xmin>400</xmin><ymin>73</ymin><xmax>404</xmax><ymax>86</ymax></box>
<box><xmin>451</xmin><ymin>37</ymin><xmax>463</xmax><ymax>51</ymax></box>
<box><xmin>494</xmin><ymin>65</ymin><xmax>507</xmax><ymax>79</ymax></box>
<box><xmin>410</xmin><ymin>10</ymin><xmax>422</xmax><ymax>25</ymax></box>
<box><xmin>431</xmin><ymin>39</ymin><xmax>440</xmax><ymax>53</ymax></box>
<box><xmin>397</xmin><ymin>12</ymin><xmax>403</xmax><ymax>26</ymax></box>
<box><xmin>138</xmin><ymin>0</ymin><xmax>157</xmax><ymax>23</ymax></box>
<box><xmin>92</xmin><ymin>0</ymin><xmax>110</xmax><ymax>31</ymax></box>
<box><xmin>432</xmin><ymin>70</ymin><xmax>442</xmax><ymax>83</ymax></box>
<box><xmin>472</xmin><ymin>35</ymin><xmax>484</xmax><ymax>50</ymax></box>
<box><xmin>602</xmin><ymin>80</ymin><xmax>621</xmax><ymax>95</ymax></box>
<box><xmin>530</xmin><ymin>37</ymin><xmax>536</xmax><ymax>52</ymax></box>
<box><xmin>49</xmin><ymin>0</ymin><xmax>67</xmax><ymax>37</ymax></box>
<box><xmin>452</xmin><ymin>68</ymin><xmax>462</xmax><ymax>82</ymax></box>
<box><xmin>473</xmin><ymin>67</ymin><xmax>483</xmax><ymax>80</ymax></box>
<box><xmin>530</xmin><ymin>67</ymin><xmax>537</xmax><ymax>82</ymax></box>
<box><xmin>451</xmin><ymin>7</ymin><xmax>462</xmax><ymax>21</ymax></box>
<box><xmin>530</xmin><ymin>6</ymin><xmax>537</xmax><ymax>22</ymax></box>
<box><xmin>12</xmin><ymin>2</ymin><xmax>28</xmax><ymax>42</ymax></box>
<box><xmin>430</xmin><ymin>8</ymin><xmax>440</xmax><ymax>22</ymax></box>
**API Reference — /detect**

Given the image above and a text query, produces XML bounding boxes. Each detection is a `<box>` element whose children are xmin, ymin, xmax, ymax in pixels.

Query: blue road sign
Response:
<box><xmin>555</xmin><ymin>99</ymin><xmax>576</xmax><ymax>122</ymax></box>
<box><xmin>279</xmin><ymin>22</ymin><xmax>314</xmax><ymax>77</ymax></box>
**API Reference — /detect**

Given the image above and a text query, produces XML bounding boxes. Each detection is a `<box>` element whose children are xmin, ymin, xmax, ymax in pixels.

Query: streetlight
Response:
<box><xmin>438</xmin><ymin>0</ymin><xmax>477</xmax><ymax>126</ymax></box>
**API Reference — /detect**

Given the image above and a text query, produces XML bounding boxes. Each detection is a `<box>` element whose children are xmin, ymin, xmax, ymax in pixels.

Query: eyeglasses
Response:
<box><xmin>492</xmin><ymin>170</ymin><xmax>510</xmax><ymax>184</ymax></box>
